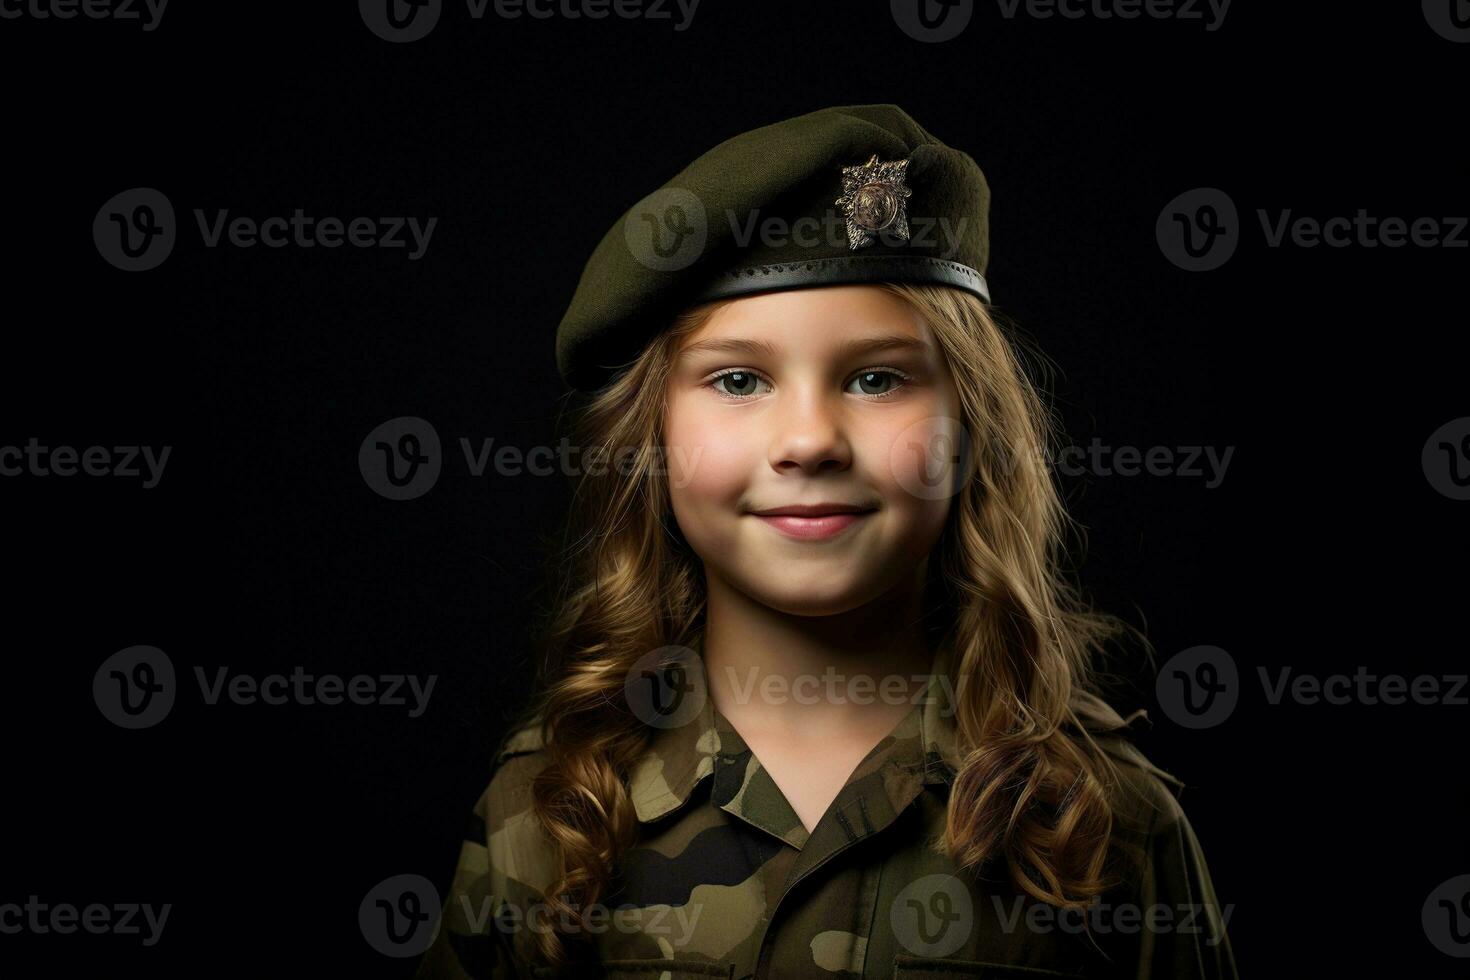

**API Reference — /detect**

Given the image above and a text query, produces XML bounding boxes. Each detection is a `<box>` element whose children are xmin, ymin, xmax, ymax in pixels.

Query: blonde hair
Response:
<box><xmin>516</xmin><ymin>283</ymin><xmax>1152</xmax><ymax>969</ymax></box>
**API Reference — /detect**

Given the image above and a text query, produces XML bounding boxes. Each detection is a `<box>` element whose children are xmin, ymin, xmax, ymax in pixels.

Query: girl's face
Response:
<box><xmin>663</xmin><ymin>285</ymin><xmax>962</xmax><ymax>616</ymax></box>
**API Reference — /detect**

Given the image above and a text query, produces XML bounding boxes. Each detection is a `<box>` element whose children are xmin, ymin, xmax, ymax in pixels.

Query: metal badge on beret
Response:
<box><xmin>834</xmin><ymin>153</ymin><xmax>913</xmax><ymax>250</ymax></box>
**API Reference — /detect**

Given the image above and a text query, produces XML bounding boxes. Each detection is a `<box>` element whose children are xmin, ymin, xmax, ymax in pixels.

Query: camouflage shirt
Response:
<box><xmin>413</xmin><ymin>656</ymin><xmax>1239</xmax><ymax>980</ymax></box>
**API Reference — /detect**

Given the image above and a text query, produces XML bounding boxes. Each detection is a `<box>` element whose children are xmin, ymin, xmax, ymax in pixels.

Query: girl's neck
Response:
<box><xmin>700</xmin><ymin>567</ymin><xmax>936</xmax><ymax>737</ymax></box>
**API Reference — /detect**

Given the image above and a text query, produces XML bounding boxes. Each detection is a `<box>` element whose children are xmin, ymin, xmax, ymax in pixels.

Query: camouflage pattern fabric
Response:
<box><xmin>414</xmin><ymin>644</ymin><xmax>1238</xmax><ymax>979</ymax></box>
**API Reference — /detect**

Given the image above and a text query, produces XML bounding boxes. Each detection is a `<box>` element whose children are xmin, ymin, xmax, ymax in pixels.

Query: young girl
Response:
<box><xmin>414</xmin><ymin>104</ymin><xmax>1238</xmax><ymax>980</ymax></box>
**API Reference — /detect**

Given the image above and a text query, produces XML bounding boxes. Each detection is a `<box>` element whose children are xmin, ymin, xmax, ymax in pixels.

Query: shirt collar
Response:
<box><xmin>627</xmin><ymin>636</ymin><xmax>964</xmax><ymax>825</ymax></box>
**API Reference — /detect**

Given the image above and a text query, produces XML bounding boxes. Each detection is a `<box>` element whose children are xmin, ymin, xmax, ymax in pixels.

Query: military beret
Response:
<box><xmin>554</xmin><ymin>103</ymin><xmax>993</xmax><ymax>392</ymax></box>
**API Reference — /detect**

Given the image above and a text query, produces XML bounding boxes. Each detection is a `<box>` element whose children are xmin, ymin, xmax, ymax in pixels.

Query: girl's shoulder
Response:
<box><xmin>1070</xmin><ymin>689</ymin><xmax>1191</xmax><ymax>835</ymax></box>
<box><xmin>476</xmin><ymin>713</ymin><xmax>557</xmax><ymax>879</ymax></box>
<box><xmin>483</xmin><ymin>712</ymin><xmax>552</xmax><ymax>814</ymax></box>
<box><xmin>1070</xmin><ymin>704</ymin><xmax>1238</xmax><ymax>971</ymax></box>
<box><xmin>492</xmin><ymin>713</ymin><xmax>549</xmax><ymax>769</ymax></box>
<box><xmin>415</xmin><ymin>715</ymin><xmax>560</xmax><ymax>977</ymax></box>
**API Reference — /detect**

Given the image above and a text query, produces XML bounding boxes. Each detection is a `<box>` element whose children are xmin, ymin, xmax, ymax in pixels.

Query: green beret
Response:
<box><xmin>554</xmin><ymin>103</ymin><xmax>992</xmax><ymax>392</ymax></box>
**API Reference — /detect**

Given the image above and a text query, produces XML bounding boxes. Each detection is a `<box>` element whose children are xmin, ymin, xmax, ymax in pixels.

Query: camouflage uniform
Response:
<box><xmin>423</xmin><ymin>103</ymin><xmax>1238</xmax><ymax>977</ymax></box>
<box><xmin>413</xmin><ymin>645</ymin><xmax>1239</xmax><ymax>980</ymax></box>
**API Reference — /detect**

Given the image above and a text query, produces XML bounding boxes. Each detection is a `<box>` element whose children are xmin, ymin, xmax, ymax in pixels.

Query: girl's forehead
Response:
<box><xmin>682</xmin><ymin>285</ymin><xmax>929</xmax><ymax>349</ymax></box>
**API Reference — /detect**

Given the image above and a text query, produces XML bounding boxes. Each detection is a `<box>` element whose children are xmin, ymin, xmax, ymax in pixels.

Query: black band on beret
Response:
<box><xmin>693</xmin><ymin>254</ymin><xmax>990</xmax><ymax>304</ymax></box>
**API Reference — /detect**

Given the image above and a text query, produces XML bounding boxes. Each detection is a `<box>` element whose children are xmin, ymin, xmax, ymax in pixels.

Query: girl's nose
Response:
<box><xmin>766</xmin><ymin>388</ymin><xmax>853</xmax><ymax>474</ymax></box>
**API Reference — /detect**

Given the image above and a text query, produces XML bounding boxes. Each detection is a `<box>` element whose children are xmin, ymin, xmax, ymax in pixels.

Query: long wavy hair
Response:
<box><xmin>514</xmin><ymin>283</ymin><xmax>1157</xmax><ymax>969</ymax></box>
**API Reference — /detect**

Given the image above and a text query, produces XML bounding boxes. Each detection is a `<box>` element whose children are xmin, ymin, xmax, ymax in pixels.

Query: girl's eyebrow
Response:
<box><xmin>679</xmin><ymin>333</ymin><xmax>929</xmax><ymax>360</ymax></box>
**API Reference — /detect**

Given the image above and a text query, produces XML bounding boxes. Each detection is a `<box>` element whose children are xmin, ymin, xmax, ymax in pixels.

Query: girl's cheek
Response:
<box><xmin>665</xmin><ymin>403</ymin><xmax>754</xmax><ymax>502</ymax></box>
<box><xmin>878</xmin><ymin>410</ymin><xmax>970</xmax><ymax>508</ymax></box>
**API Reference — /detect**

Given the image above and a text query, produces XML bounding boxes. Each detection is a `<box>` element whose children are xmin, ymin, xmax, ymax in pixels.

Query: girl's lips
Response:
<box><xmin>751</xmin><ymin>511</ymin><xmax>874</xmax><ymax>540</ymax></box>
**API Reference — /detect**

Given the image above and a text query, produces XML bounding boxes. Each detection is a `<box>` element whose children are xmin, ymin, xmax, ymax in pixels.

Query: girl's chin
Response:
<box><xmin>728</xmin><ymin>576</ymin><xmax>887</xmax><ymax>617</ymax></box>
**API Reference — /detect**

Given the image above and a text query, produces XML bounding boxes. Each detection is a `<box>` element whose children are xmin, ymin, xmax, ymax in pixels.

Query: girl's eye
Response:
<box><xmin>847</xmin><ymin>370</ymin><xmax>908</xmax><ymax>398</ymax></box>
<box><xmin>704</xmin><ymin>368</ymin><xmax>910</xmax><ymax>400</ymax></box>
<box><xmin>708</xmin><ymin>370</ymin><xmax>772</xmax><ymax>399</ymax></box>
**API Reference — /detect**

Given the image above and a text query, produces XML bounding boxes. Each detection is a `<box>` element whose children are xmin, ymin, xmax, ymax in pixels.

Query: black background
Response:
<box><xmin>2</xmin><ymin>1</ymin><xmax>1467</xmax><ymax>976</ymax></box>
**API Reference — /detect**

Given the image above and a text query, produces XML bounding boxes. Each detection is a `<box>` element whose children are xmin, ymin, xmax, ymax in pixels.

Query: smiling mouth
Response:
<box><xmin>748</xmin><ymin>506</ymin><xmax>877</xmax><ymax>541</ymax></box>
